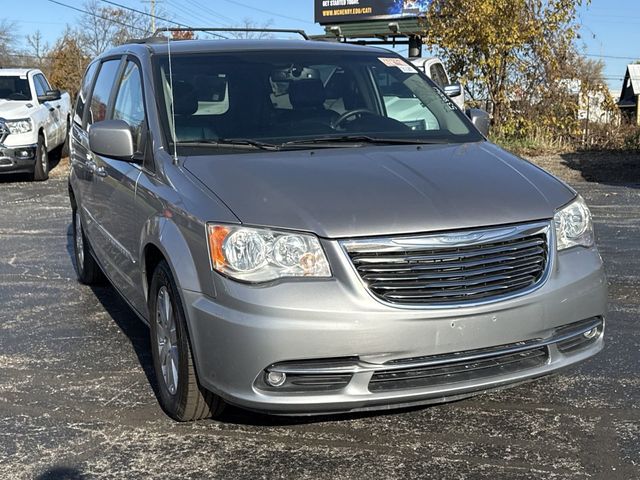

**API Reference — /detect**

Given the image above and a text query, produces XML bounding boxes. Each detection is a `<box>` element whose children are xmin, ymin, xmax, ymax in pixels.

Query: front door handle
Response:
<box><xmin>94</xmin><ymin>166</ymin><xmax>107</xmax><ymax>177</ymax></box>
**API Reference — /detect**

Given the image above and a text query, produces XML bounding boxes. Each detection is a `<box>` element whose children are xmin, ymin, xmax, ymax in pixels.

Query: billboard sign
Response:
<box><xmin>315</xmin><ymin>0</ymin><xmax>432</xmax><ymax>25</ymax></box>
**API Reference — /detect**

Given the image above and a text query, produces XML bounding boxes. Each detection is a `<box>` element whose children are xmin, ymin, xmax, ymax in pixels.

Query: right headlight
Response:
<box><xmin>554</xmin><ymin>195</ymin><xmax>594</xmax><ymax>251</ymax></box>
<box><xmin>206</xmin><ymin>224</ymin><xmax>331</xmax><ymax>283</ymax></box>
<box><xmin>5</xmin><ymin>118</ymin><xmax>33</xmax><ymax>134</ymax></box>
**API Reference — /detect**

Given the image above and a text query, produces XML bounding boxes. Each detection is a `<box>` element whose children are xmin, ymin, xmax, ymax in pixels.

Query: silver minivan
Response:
<box><xmin>69</xmin><ymin>35</ymin><xmax>607</xmax><ymax>421</ymax></box>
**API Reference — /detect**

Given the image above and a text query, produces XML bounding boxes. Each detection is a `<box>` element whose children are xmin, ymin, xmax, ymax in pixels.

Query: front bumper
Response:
<box><xmin>0</xmin><ymin>144</ymin><xmax>37</xmax><ymax>174</ymax></box>
<box><xmin>182</xmin><ymin>243</ymin><xmax>607</xmax><ymax>415</ymax></box>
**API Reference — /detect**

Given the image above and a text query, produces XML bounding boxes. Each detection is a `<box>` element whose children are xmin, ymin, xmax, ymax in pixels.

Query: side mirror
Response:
<box><xmin>444</xmin><ymin>83</ymin><xmax>462</xmax><ymax>98</ymax></box>
<box><xmin>37</xmin><ymin>89</ymin><xmax>62</xmax><ymax>102</ymax></box>
<box><xmin>89</xmin><ymin>120</ymin><xmax>135</xmax><ymax>161</ymax></box>
<box><xmin>465</xmin><ymin>108</ymin><xmax>491</xmax><ymax>137</ymax></box>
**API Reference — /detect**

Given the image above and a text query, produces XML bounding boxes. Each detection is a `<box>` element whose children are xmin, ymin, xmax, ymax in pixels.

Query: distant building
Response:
<box><xmin>618</xmin><ymin>64</ymin><xmax>640</xmax><ymax>125</ymax></box>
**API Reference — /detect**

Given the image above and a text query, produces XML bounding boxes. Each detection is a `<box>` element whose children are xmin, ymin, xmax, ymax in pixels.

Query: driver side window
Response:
<box><xmin>33</xmin><ymin>74</ymin><xmax>47</xmax><ymax>97</ymax></box>
<box><xmin>112</xmin><ymin>61</ymin><xmax>146</xmax><ymax>155</ymax></box>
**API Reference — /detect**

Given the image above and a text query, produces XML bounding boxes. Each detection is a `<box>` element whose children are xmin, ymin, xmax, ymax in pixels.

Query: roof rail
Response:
<box><xmin>152</xmin><ymin>27</ymin><xmax>309</xmax><ymax>41</ymax></box>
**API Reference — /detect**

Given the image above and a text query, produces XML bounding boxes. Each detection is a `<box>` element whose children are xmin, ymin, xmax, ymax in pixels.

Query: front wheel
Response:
<box><xmin>149</xmin><ymin>260</ymin><xmax>225</xmax><ymax>421</ymax></box>
<box><xmin>32</xmin><ymin>134</ymin><xmax>49</xmax><ymax>181</ymax></box>
<box><xmin>72</xmin><ymin>207</ymin><xmax>104</xmax><ymax>285</ymax></box>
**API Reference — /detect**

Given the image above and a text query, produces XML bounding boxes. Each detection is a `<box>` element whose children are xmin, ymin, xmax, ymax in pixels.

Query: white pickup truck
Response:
<box><xmin>0</xmin><ymin>68</ymin><xmax>71</xmax><ymax>181</ymax></box>
<box><xmin>409</xmin><ymin>57</ymin><xmax>465</xmax><ymax>111</ymax></box>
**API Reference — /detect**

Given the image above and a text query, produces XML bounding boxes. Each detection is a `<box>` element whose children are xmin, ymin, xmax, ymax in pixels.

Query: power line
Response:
<box><xmin>165</xmin><ymin>0</ymin><xmax>230</xmax><ymax>28</ymax></box>
<box><xmin>184</xmin><ymin>0</ymin><xmax>239</xmax><ymax>25</ymax></box>
<box><xmin>218</xmin><ymin>0</ymin><xmax>315</xmax><ymax>25</ymax></box>
<box><xmin>98</xmin><ymin>0</ymin><xmax>228</xmax><ymax>39</ymax></box>
<box><xmin>46</xmin><ymin>0</ymin><xmax>147</xmax><ymax>33</ymax></box>
<box><xmin>585</xmin><ymin>53</ymin><xmax>638</xmax><ymax>61</ymax></box>
<box><xmin>100</xmin><ymin>0</ymin><xmax>184</xmax><ymax>28</ymax></box>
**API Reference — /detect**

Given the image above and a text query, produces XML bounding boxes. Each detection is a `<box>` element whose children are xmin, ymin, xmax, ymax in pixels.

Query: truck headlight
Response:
<box><xmin>207</xmin><ymin>224</ymin><xmax>331</xmax><ymax>282</ymax></box>
<box><xmin>554</xmin><ymin>196</ymin><xmax>594</xmax><ymax>250</ymax></box>
<box><xmin>5</xmin><ymin>119</ymin><xmax>33</xmax><ymax>134</ymax></box>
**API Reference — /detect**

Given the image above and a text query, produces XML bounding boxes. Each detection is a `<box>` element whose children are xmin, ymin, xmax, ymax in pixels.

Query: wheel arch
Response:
<box><xmin>140</xmin><ymin>216</ymin><xmax>206</xmax><ymax>304</ymax></box>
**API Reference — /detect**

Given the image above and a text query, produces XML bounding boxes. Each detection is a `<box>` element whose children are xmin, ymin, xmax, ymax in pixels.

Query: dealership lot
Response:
<box><xmin>0</xmin><ymin>162</ymin><xmax>638</xmax><ymax>479</ymax></box>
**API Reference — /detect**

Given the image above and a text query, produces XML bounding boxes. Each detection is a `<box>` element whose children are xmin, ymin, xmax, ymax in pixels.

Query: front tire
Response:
<box><xmin>72</xmin><ymin>207</ymin><xmax>104</xmax><ymax>285</ymax></box>
<box><xmin>149</xmin><ymin>260</ymin><xmax>225</xmax><ymax>421</ymax></box>
<box><xmin>32</xmin><ymin>134</ymin><xmax>49</xmax><ymax>181</ymax></box>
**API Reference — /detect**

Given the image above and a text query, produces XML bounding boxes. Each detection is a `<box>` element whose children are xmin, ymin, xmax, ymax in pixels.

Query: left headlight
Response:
<box><xmin>5</xmin><ymin>119</ymin><xmax>33</xmax><ymax>134</ymax></box>
<box><xmin>207</xmin><ymin>224</ymin><xmax>331</xmax><ymax>283</ymax></box>
<box><xmin>554</xmin><ymin>195</ymin><xmax>594</xmax><ymax>251</ymax></box>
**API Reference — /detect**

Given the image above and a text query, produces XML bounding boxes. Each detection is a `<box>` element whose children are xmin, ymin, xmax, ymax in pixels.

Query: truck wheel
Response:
<box><xmin>149</xmin><ymin>260</ymin><xmax>225</xmax><ymax>421</ymax></box>
<box><xmin>72</xmin><ymin>207</ymin><xmax>104</xmax><ymax>285</ymax></box>
<box><xmin>33</xmin><ymin>134</ymin><xmax>49</xmax><ymax>181</ymax></box>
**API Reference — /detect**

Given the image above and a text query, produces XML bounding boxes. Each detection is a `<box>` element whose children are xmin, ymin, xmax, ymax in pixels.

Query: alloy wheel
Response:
<box><xmin>156</xmin><ymin>286</ymin><xmax>179</xmax><ymax>395</ymax></box>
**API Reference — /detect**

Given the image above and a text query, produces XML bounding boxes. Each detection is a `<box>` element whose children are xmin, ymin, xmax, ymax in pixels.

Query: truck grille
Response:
<box><xmin>342</xmin><ymin>222</ymin><xmax>551</xmax><ymax>306</ymax></box>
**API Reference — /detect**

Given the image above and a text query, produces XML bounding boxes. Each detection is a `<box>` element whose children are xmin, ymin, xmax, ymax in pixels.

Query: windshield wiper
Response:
<box><xmin>282</xmin><ymin>135</ymin><xmax>449</xmax><ymax>147</ymax></box>
<box><xmin>176</xmin><ymin>138</ymin><xmax>281</xmax><ymax>151</ymax></box>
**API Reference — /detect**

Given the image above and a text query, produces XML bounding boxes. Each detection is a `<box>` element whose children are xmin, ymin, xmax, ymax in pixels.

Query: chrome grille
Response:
<box><xmin>342</xmin><ymin>222</ymin><xmax>551</xmax><ymax>306</ymax></box>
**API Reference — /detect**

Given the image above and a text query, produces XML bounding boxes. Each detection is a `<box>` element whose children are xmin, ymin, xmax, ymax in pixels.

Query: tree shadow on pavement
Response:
<box><xmin>559</xmin><ymin>151</ymin><xmax>640</xmax><ymax>188</ymax></box>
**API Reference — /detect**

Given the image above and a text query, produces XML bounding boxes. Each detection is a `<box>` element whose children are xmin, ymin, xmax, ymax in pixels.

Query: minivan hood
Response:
<box><xmin>184</xmin><ymin>142</ymin><xmax>574</xmax><ymax>239</ymax></box>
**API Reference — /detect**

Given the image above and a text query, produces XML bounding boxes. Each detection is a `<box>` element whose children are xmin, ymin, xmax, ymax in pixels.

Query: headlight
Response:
<box><xmin>207</xmin><ymin>224</ymin><xmax>331</xmax><ymax>282</ymax></box>
<box><xmin>5</xmin><ymin>119</ymin><xmax>33</xmax><ymax>134</ymax></box>
<box><xmin>554</xmin><ymin>196</ymin><xmax>594</xmax><ymax>250</ymax></box>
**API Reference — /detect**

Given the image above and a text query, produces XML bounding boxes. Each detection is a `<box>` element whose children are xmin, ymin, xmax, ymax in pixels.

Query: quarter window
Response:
<box><xmin>113</xmin><ymin>61</ymin><xmax>146</xmax><ymax>153</ymax></box>
<box><xmin>88</xmin><ymin>59</ymin><xmax>121</xmax><ymax>126</ymax></box>
<box><xmin>74</xmin><ymin>62</ymin><xmax>99</xmax><ymax>126</ymax></box>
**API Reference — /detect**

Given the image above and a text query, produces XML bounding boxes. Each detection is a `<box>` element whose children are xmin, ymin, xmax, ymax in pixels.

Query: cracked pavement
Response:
<box><xmin>0</xmin><ymin>165</ymin><xmax>638</xmax><ymax>480</ymax></box>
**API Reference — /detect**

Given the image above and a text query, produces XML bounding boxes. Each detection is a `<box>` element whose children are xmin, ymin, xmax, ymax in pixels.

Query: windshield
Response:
<box><xmin>0</xmin><ymin>76</ymin><xmax>32</xmax><ymax>101</ymax></box>
<box><xmin>153</xmin><ymin>49</ymin><xmax>483</xmax><ymax>153</ymax></box>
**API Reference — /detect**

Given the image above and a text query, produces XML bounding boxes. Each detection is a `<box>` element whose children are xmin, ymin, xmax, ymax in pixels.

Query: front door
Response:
<box><xmin>33</xmin><ymin>73</ymin><xmax>59</xmax><ymax>147</ymax></box>
<box><xmin>87</xmin><ymin>59</ymin><xmax>149</xmax><ymax>310</ymax></box>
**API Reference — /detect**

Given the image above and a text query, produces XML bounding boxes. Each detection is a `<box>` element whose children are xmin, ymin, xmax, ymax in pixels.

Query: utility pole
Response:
<box><xmin>150</xmin><ymin>0</ymin><xmax>155</xmax><ymax>32</ymax></box>
<box><xmin>142</xmin><ymin>0</ymin><xmax>158</xmax><ymax>33</ymax></box>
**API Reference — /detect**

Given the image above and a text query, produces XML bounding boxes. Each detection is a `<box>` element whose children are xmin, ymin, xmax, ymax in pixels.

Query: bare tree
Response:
<box><xmin>227</xmin><ymin>18</ymin><xmax>275</xmax><ymax>39</ymax></box>
<box><xmin>0</xmin><ymin>20</ymin><xmax>18</xmax><ymax>66</ymax></box>
<box><xmin>25</xmin><ymin>30</ymin><xmax>51</xmax><ymax>69</ymax></box>
<box><xmin>75</xmin><ymin>0</ymin><xmax>153</xmax><ymax>57</ymax></box>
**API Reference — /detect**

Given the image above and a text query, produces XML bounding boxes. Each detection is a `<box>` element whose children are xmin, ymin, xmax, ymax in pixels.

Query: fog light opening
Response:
<box><xmin>583</xmin><ymin>327</ymin><xmax>599</xmax><ymax>339</ymax></box>
<box><xmin>265</xmin><ymin>371</ymin><xmax>286</xmax><ymax>387</ymax></box>
<box><xmin>16</xmin><ymin>149</ymin><xmax>34</xmax><ymax>159</ymax></box>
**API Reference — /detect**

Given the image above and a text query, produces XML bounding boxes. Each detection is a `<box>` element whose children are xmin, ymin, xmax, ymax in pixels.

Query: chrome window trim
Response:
<box><xmin>340</xmin><ymin>220</ymin><xmax>555</xmax><ymax>310</ymax></box>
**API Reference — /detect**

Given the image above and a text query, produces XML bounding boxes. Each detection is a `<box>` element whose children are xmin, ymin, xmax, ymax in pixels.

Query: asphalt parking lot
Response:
<box><xmin>1</xmin><ymin>158</ymin><xmax>638</xmax><ymax>480</ymax></box>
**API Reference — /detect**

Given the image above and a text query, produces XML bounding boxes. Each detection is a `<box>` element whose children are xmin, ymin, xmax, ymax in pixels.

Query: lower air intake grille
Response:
<box><xmin>369</xmin><ymin>347</ymin><xmax>549</xmax><ymax>392</ymax></box>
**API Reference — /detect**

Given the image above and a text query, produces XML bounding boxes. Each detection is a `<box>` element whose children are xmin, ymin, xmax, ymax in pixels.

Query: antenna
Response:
<box><xmin>164</xmin><ymin>29</ymin><xmax>179</xmax><ymax>164</ymax></box>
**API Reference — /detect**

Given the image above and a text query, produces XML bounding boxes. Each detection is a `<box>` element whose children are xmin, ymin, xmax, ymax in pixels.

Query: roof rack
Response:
<box><xmin>151</xmin><ymin>27</ymin><xmax>310</xmax><ymax>41</ymax></box>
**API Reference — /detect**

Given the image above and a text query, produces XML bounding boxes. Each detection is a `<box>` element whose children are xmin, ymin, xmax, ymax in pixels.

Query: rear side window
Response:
<box><xmin>74</xmin><ymin>62</ymin><xmax>99</xmax><ymax>126</ymax></box>
<box><xmin>113</xmin><ymin>61</ymin><xmax>146</xmax><ymax>154</ymax></box>
<box><xmin>88</xmin><ymin>59</ymin><xmax>121</xmax><ymax>126</ymax></box>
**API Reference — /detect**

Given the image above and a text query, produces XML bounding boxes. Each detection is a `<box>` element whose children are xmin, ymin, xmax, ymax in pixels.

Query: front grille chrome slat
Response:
<box><xmin>361</xmin><ymin>256</ymin><xmax>545</xmax><ymax>282</ymax></box>
<box><xmin>343</xmin><ymin>222</ymin><xmax>551</xmax><ymax>307</ymax></box>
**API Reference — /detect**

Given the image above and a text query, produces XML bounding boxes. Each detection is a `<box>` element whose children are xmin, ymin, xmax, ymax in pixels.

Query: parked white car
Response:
<box><xmin>410</xmin><ymin>57</ymin><xmax>465</xmax><ymax>110</ymax></box>
<box><xmin>0</xmin><ymin>68</ymin><xmax>71</xmax><ymax>180</ymax></box>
